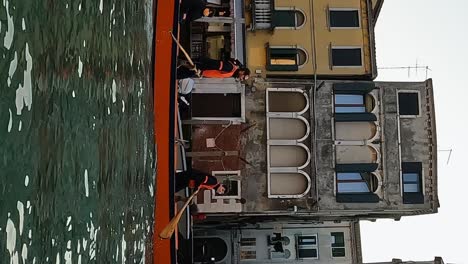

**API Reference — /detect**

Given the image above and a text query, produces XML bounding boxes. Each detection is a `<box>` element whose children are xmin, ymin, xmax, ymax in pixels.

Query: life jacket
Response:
<box><xmin>202</xmin><ymin>61</ymin><xmax>238</xmax><ymax>78</ymax></box>
<box><xmin>197</xmin><ymin>175</ymin><xmax>220</xmax><ymax>190</ymax></box>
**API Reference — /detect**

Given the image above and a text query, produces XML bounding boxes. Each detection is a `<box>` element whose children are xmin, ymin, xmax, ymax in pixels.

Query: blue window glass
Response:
<box><xmin>403</xmin><ymin>173</ymin><xmax>419</xmax><ymax>182</ymax></box>
<box><xmin>335</xmin><ymin>94</ymin><xmax>364</xmax><ymax>105</ymax></box>
<box><xmin>403</xmin><ymin>172</ymin><xmax>421</xmax><ymax>193</ymax></box>
<box><xmin>337</xmin><ymin>182</ymin><xmax>370</xmax><ymax>193</ymax></box>
<box><xmin>335</xmin><ymin>106</ymin><xmax>366</xmax><ymax>113</ymax></box>
<box><xmin>403</xmin><ymin>183</ymin><xmax>419</xmax><ymax>193</ymax></box>
<box><xmin>336</xmin><ymin>172</ymin><xmax>362</xmax><ymax>180</ymax></box>
<box><xmin>334</xmin><ymin>94</ymin><xmax>366</xmax><ymax>113</ymax></box>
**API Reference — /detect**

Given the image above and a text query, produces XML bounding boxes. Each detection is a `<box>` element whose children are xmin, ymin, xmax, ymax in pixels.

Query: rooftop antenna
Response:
<box><xmin>438</xmin><ymin>148</ymin><xmax>453</xmax><ymax>165</ymax></box>
<box><xmin>378</xmin><ymin>64</ymin><xmax>432</xmax><ymax>79</ymax></box>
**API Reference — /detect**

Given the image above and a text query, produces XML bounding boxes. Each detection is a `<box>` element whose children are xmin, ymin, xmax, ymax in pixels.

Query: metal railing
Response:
<box><xmin>252</xmin><ymin>0</ymin><xmax>272</xmax><ymax>30</ymax></box>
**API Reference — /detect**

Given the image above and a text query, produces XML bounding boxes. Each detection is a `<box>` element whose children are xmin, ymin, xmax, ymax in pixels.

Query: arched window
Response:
<box><xmin>335</xmin><ymin>122</ymin><xmax>377</xmax><ymax>141</ymax></box>
<box><xmin>269</xmin><ymin>117</ymin><xmax>310</xmax><ymax>142</ymax></box>
<box><xmin>268</xmin><ymin>89</ymin><xmax>308</xmax><ymax>113</ymax></box>
<box><xmin>269</xmin><ymin>145</ymin><xmax>310</xmax><ymax>168</ymax></box>
<box><xmin>334</xmin><ymin>93</ymin><xmax>375</xmax><ymax>113</ymax></box>
<box><xmin>272</xmin><ymin>9</ymin><xmax>306</xmax><ymax>29</ymax></box>
<box><xmin>267</xmin><ymin>46</ymin><xmax>309</xmax><ymax>71</ymax></box>
<box><xmin>335</xmin><ymin>145</ymin><xmax>378</xmax><ymax>164</ymax></box>
<box><xmin>269</xmin><ymin>172</ymin><xmax>311</xmax><ymax>198</ymax></box>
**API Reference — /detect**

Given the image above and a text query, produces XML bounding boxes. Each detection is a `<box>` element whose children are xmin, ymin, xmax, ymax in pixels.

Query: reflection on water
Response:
<box><xmin>0</xmin><ymin>0</ymin><xmax>155</xmax><ymax>263</ymax></box>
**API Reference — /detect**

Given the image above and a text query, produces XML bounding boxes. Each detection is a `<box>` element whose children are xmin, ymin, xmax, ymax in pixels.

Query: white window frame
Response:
<box><xmin>211</xmin><ymin>170</ymin><xmax>242</xmax><ymax>199</ymax></box>
<box><xmin>330</xmin><ymin>46</ymin><xmax>364</xmax><ymax>68</ymax></box>
<box><xmin>396</xmin><ymin>90</ymin><xmax>422</xmax><ymax>118</ymax></box>
<box><xmin>328</xmin><ymin>8</ymin><xmax>361</xmax><ymax>29</ymax></box>
<box><xmin>330</xmin><ymin>232</ymin><xmax>346</xmax><ymax>258</ymax></box>
<box><xmin>295</xmin><ymin>234</ymin><xmax>319</xmax><ymax>260</ymax></box>
<box><xmin>190</xmin><ymin>79</ymin><xmax>246</xmax><ymax>124</ymax></box>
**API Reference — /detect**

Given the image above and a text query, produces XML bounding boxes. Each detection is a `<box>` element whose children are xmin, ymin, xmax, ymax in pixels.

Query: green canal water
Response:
<box><xmin>0</xmin><ymin>0</ymin><xmax>156</xmax><ymax>263</ymax></box>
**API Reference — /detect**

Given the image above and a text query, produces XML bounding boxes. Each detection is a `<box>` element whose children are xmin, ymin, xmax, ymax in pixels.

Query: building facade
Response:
<box><xmin>244</xmin><ymin>0</ymin><xmax>383</xmax><ymax>79</ymax></box>
<box><xmin>193</xmin><ymin>220</ymin><xmax>362</xmax><ymax>263</ymax></box>
<box><xmin>186</xmin><ymin>79</ymin><xmax>438</xmax><ymax>220</ymax></box>
<box><xmin>178</xmin><ymin>1</ymin><xmax>442</xmax><ymax>263</ymax></box>
<box><xmin>314</xmin><ymin>79</ymin><xmax>439</xmax><ymax>218</ymax></box>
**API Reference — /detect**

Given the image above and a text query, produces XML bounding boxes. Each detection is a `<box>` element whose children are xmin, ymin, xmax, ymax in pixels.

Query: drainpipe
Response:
<box><xmin>378</xmin><ymin>86</ymin><xmax>389</xmax><ymax>204</ymax></box>
<box><xmin>309</xmin><ymin>0</ymin><xmax>320</xmax><ymax>207</ymax></box>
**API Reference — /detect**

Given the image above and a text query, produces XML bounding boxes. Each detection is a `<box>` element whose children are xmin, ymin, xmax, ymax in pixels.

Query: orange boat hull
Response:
<box><xmin>153</xmin><ymin>0</ymin><xmax>179</xmax><ymax>263</ymax></box>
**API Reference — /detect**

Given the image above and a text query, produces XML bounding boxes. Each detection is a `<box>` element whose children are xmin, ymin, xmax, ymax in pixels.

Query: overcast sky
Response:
<box><xmin>360</xmin><ymin>0</ymin><xmax>468</xmax><ymax>263</ymax></box>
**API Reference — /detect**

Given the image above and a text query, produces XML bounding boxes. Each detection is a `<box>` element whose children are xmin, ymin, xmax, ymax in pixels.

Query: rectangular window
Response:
<box><xmin>329</xmin><ymin>9</ymin><xmax>360</xmax><ymax>28</ymax></box>
<box><xmin>212</xmin><ymin>171</ymin><xmax>241</xmax><ymax>199</ymax></box>
<box><xmin>240</xmin><ymin>238</ymin><xmax>256</xmax><ymax>247</ymax></box>
<box><xmin>331</xmin><ymin>232</ymin><xmax>346</xmax><ymax>257</ymax></box>
<box><xmin>267</xmin><ymin>47</ymin><xmax>299</xmax><ymax>71</ymax></box>
<box><xmin>398</xmin><ymin>92</ymin><xmax>420</xmax><ymax>116</ymax></box>
<box><xmin>336</xmin><ymin>172</ymin><xmax>372</xmax><ymax>193</ymax></box>
<box><xmin>403</xmin><ymin>173</ymin><xmax>420</xmax><ymax>193</ymax></box>
<box><xmin>402</xmin><ymin>162</ymin><xmax>424</xmax><ymax>204</ymax></box>
<box><xmin>296</xmin><ymin>235</ymin><xmax>318</xmax><ymax>259</ymax></box>
<box><xmin>331</xmin><ymin>47</ymin><xmax>362</xmax><ymax>67</ymax></box>
<box><xmin>334</xmin><ymin>94</ymin><xmax>366</xmax><ymax>113</ymax></box>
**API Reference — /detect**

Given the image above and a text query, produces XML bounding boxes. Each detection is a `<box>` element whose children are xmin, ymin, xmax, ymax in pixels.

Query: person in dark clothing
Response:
<box><xmin>180</xmin><ymin>0</ymin><xmax>209</xmax><ymax>23</ymax></box>
<box><xmin>177</xmin><ymin>57</ymin><xmax>251</xmax><ymax>80</ymax></box>
<box><xmin>206</xmin><ymin>8</ymin><xmax>231</xmax><ymax>17</ymax></box>
<box><xmin>175</xmin><ymin>169</ymin><xmax>226</xmax><ymax>194</ymax></box>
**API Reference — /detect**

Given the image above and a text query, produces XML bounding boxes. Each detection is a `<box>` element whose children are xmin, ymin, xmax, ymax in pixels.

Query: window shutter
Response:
<box><xmin>272</xmin><ymin>10</ymin><xmax>296</xmax><ymax>27</ymax></box>
<box><xmin>335</xmin><ymin>163</ymin><xmax>378</xmax><ymax>172</ymax></box>
<box><xmin>336</xmin><ymin>193</ymin><xmax>379</xmax><ymax>203</ymax></box>
<box><xmin>333</xmin><ymin>82</ymin><xmax>375</xmax><ymax>94</ymax></box>
<box><xmin>266</xmin><ymin>47</ymin><xmax>299</xmax><ymax>71</ymax></box>
<box><xmin>332</xmin><ymin>48</ymin><xmax>362</xmax><ymax>66</ymax></box>
<box><xmin>403</xmin><ymin>193</ymin><xmax>424</xmax><ymax>204</ymax></box>
<box><xmin>402</xmin><ymin>162</ymin><xmax>422</xmax><ymax>173</ymax></box>
<box><xmin>329</xmin><ymin>10</ymin><xmax>359</xmax><ymax>28</ymax></box>
<box><xmin>335</xmin><ymin>113</ymin><xmax>377</xmax><ymax>122</ymax></box>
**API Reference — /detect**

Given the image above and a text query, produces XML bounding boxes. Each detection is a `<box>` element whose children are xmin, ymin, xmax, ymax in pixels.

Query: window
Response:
<box><xmin>212</xmin><ymin>171</ymin><xmax>241</xmax><ymax>199</ymax></box>
<box><xmin>335</xmin><ymin>165</ymin><xmax>380</xmax><ymax>203</ymax></box>
<box><xmin>272</xmin><ymin>10</ymin><xmax>306</xmax><ymax>28</ymax></box>
<box><xmin>398</xmin><ymin>92</ymin><xmax>420</xmax><ymax>116</ymax></box>
<box><xmin>333</xmin><ymin>83</ymin><xmax>378</xmax><ymax>122</ymax></box>
<box><xmin>240</xmin><ymin>238</ymin><xmax>257</xmax><ymax>260</ymax></box>
<box><xmin>402</xmin><ymin>162</ymin><xmax>424</xmax><ymax>204</ymax></box>
<box><xmin>267</xmin><ymin>47</ymin><xmax>307</xmax><ymax>71</ymax></box>
<box><xmin>331</xmin><ymin>47</ymin><xmax>362</xmax><ymax>67</ymax></box>
<box><xmin>296</xmin><ymin>235</ymin><xmax>318</xmax><ymax>259</ymax></box>
<box><xmin>331</xmin><ymin>232</ymin><xmax>346</xmax><ymax>257</ymax></box>
<box><xmin>335</xmin><ymin>94</ymin><xmax>365</xmax><ymax>113</ymax></box>
<box><xmin>334</xmin><ymin>93</ymin><xmax>375</xmax><ymax>114</ymax></box>
<box><xmin>403</xmin><ymin>173</ymin><xmax>420</xmax><ymax>193</ymax></box>
<box><xmin>336</xmin><ymin>172</ymin><xmax>378</xmax><ymax>193</ymax></box>
<box><xmin>329</xmin><ymin>9</ymin><xmax>360</xmax><ymax>28</ymax></box>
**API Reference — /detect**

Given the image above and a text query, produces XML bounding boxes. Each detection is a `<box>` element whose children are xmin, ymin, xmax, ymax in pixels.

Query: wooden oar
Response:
<box><xmin>159</xmin><ymin>189</ymin><xmax>200</xmax><ymax>239</ymax></box>
<box><xmin>169</xmin><ymin>31</ymin><xmax>201</xmax><ymax>77</ymax></box>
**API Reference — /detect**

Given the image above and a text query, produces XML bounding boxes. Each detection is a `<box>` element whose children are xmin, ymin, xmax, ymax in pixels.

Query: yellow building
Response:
<box><xmin>245</xmin><ymin>0</ymin><xmax>384</xmax><ymax>79</ymax></box>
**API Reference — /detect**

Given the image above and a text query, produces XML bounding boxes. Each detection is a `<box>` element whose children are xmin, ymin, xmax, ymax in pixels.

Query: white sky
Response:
<box><xmin>360</xmin><ymin>0</ymin><xmax>468</xmax><ymax>263</ymax></box>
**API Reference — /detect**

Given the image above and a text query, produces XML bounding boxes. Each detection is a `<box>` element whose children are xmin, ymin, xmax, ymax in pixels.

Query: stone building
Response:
<box><xmin>184</xmin><ymin>79</ymin><xmax>438</xmax><ymax>221</ymax></box>
<box><xmin>192</xmin><ymin>220</ymin><xmax>363</xmax><ymax>263</ymax></box>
